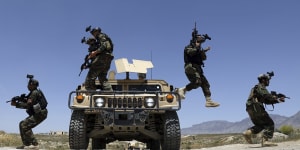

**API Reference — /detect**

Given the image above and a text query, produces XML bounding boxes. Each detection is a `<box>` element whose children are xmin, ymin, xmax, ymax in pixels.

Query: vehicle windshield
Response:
<box><xmin>112</xmin><ymin>85</ymin><xmax>162</xmax><ymax>92</ymax></box>
<box><xmin>129</xmin><ymin>85</ymin><xmax>161</xmax><ymax>91</ymax></box>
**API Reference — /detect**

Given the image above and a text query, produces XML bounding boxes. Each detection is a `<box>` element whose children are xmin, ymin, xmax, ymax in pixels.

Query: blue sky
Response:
<box><xmin>0</xmin><ymin>0</ymin><xmax>299</xmax><ymax>133</ymax></box>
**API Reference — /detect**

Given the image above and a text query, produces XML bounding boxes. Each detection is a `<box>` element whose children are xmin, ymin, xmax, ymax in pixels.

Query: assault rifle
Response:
<box><xmin>79</xmin><ymin>55</ymin><xmax>90</xmax><ymax>76</ymax></box>
<box><xmin>191</xmin><ymin>22</ymin><xmax>212</xmax><ymax>67</ymax></box>
<box><xmin>79</xmin><ymin>38</ymin><xmax>100</xmax><ymax>76</ymax></box>
<box><xmin>263</xmin><ymin>91</ymin><xmax>290</xmax><ymax>111</ymax></box>
<box><xmin>271</xmin><ymin>91</ymin><xmax>290</xmax><ymax>99</ymax></box>
<box><xmin>191</xmin><ymin>22</ymin><xmax>211</xmax><ymax>45</ymax></box>
<box><xmin>81</xmin><ymin>37</ymin><xmax>100</xmax><ymax>52</ymax></box>
<box><xmin>6</xmin><ymin>94</ymin><xmax>27</xmax><ymax>103</ymax></box>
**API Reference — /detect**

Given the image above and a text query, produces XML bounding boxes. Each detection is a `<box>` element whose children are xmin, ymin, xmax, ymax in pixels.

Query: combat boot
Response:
<box><xmin>25</xmin><ymin>144</ymin><xmax>39</xmax><ymax>149</ymax></box>
<box><xmin>261</xmin><ymin>137</ymin><xmax>277</xmax><ymax>147</ymax></box>
<box><xmin>205</xmin><ymin>97</ymin><xmax>220</xmax><ymax>107</ymax></box>
<box><xmin>242</xmin><ymin>129</ymin><xmax>253</xmax><ymax>144</ymax></box>
<box><xmin>175</xmin><ymin>87</ymin><xmax>186</xmax><ymax>100</ymax></box>
<box><xmin>16</xmin><ymin>145</ymin><xmax>25</xmax><ymax>149</ymax></box>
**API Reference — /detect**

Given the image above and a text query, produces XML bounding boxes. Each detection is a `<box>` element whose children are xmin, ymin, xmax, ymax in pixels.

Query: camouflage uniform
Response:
<box><xmin>245</xmin><ymin>83</ymin><xmax>281</xmax><ymax>139</ymax></box>
<box><xmin>85</xmin><ymin>31</ymin><xmax>114</xmax><ymax>91</ymax></box>
<box><xmin>179</xmin><ymin>40</ymin><xmax>219</xmax><ymax>107</ymax></box>
<box><xmin>15</xmin><ymin>88</ymin><xmax>48</xmax><ymax>146</ymax></box>
<box><xmin>184</xmin><ymin>44</ymin><xmax>211</xmax><ymax>96</ymax></box>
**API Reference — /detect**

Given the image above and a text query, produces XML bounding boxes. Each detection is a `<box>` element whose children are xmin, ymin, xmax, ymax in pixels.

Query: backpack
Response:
<box><xmin>99</xmin><ymin>33</ymin><xmax>114</xmax><ymax>53</ymax></box>
<box><xmin>105</xmin><ymin>34</ymin><xmax>114</xmax><ymax>51</ymax></box>
<box><xmin>38</xmin><ymin>89</ymin><xmax>48</xmax><ymax>109</ymax></box>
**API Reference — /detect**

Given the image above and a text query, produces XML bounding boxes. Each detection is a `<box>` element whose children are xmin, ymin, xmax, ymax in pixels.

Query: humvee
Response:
<box><xmin>68</xmin><ymin>58</ymin><xmax>182</xmax><ymax>149</ymax></box>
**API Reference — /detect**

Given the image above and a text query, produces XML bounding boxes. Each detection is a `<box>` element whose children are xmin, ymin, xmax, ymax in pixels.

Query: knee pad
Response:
<box><xmin>185</xmin><ymin>64</ymin><xmax>196</xmax><ymax>74</ymax></box>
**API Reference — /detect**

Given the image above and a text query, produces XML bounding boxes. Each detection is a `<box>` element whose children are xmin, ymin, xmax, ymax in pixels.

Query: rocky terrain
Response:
<box><xmin>1</xmin><ymin>140</ymin><xmax>300</xmax><ymax>150</ymax></box>
<box><xmin>200</xmin><ymin>140</ymin><xmax>300</xmax><ymax>150</ymax></box>
<box><xmin>182</xmin><ymin>111</ymin><xmax>300</xmax><ymax>134</ymax></box>
<box><xmin>1</xmin><ymin>131</ymin><xmax>299</xmax><ymax>150</ymax></box>
<box><xmin>1</xmin><ymin>111</ymin><xmax>299</xmax><ymax>149</ymax></box>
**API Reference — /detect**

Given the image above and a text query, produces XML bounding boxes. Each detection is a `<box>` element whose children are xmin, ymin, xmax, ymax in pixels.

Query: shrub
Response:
<box><xmin>279</xmin><ymin>125</ymin><xmax>294</xmax><ymax>135</ymax></box>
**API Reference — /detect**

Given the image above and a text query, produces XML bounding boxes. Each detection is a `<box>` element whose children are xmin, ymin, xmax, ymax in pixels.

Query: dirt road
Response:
<box><xmin>199</xmin><ymin>140</ymin><xmax>300</xmax><ymax>150</ymax></box>
<box><xmin>1</xmin><ymin>140</ymin><xmax>299</xmax><ymax>150</ymax></box>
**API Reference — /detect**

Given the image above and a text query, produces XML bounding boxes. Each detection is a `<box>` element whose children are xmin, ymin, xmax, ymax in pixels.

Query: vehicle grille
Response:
<box><xmin>107</xmin><ymin>97</ymin><xmax>143</xmax><ymax>108</ymax></box>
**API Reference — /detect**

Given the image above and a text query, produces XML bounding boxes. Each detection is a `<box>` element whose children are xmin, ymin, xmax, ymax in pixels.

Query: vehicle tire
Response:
<box><xmin>92</xmin><ymin>138</ymin><xmax>106</xmax><ymax>150</ymax></box>
<box><xmin>69</xmin><ymin>110</ymin><xmax>89</xmax><ymax>149</ymax></box>
<box><xmin>146</xmin><ymin>139</ymin><xmax>160</xmax><ymax>150</ymax></box>
<box><xmin>161</xmin><ymin>111</ymin><xmax>181</xmax><ymax>150</ymax></box>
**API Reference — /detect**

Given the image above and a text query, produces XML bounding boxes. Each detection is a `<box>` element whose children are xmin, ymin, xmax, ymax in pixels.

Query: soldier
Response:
<box><xmin>243</xmin><ymin>72</ymin><xmax>286</xmax><ymax>147</ymax></box>
<box><xmin>10</xmin><ymin>75</ymin><xmax>48</xmax><ymax>149</ymax></box>
<box><xmin>176</xmin><ymin>28</ymin><xmax>220</xmax><ymax>107</ymax></box>
<box><xmin>83</xmin><ymin>27</ymin><xmax>114</xmax><ymax>91</ymax></box>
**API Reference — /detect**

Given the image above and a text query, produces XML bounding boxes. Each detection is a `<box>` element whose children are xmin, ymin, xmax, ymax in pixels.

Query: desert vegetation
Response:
<box><xmin>1</xmin><ymin>128</ymin><xmax>300</xmax><ymax>150</ymax></box>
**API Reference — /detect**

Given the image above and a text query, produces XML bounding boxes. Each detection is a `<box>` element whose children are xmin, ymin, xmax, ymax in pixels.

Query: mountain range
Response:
<box><xmin>181</xmin><ymin>110</ymin><xmax>300</xmax><ymax>135</ymax></box>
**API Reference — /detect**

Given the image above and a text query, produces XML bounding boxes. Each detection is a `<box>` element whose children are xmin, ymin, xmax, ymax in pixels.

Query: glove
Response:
<box><xmin>88</xmin><ymin>50</ymin><xmax>100</xmax><ymax>59</ymax></box>
<box><xmin>11</xmin><ymin>100</ymin><xmax>17</xmax><ymax>106</ymax></box>
<box><xmin>278</xmin><ymin>97</ymin><xmax>285</xmax><ymax>103</ymax></box>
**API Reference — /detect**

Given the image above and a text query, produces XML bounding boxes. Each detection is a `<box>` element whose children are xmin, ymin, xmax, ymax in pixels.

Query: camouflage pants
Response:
<box><xmin>19</xmin><ymin>109</ymin><xmax>48</xmax><ymax>146</ymax></box>
<box><xmin>85</xmin><ymin>54</ymin><xmax>113</xmax><ymax>91</ymax></box>
<box><xmin>246</xmin><ymin>106</ymin><xmax>274</xmax><ymax>139</ymax></box>
<box><xmin>184</xmin><ymin>63</ymin><xmax>211</xmax><ymax>97</ymax></box>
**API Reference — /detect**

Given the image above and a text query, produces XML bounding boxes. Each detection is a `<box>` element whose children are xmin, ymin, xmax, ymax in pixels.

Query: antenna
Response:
<box><xmin>150</xmin><ymin>50</ymin><xmax>153</xmax><ymax>79</ymax></box>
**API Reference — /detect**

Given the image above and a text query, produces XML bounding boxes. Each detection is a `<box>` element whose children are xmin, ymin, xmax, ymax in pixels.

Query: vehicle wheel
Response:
<box><xmin>146</xmin><ymin>139</ymin><xmax>160</xmax><ymax>150</ymax></box>
<box><xmin>161</xmin><ymin>111</ymin><xmax>181</xmax><ymax>150</ymax></box>
<box><xmin>69</xmin><ymin>110</ymin><xmax>89</xmax><ymax>149</ymax></box>
<box><xmin>92</xmin><ymin>138</ymin><xmax>106</xmax><ymax>149</ymax></box>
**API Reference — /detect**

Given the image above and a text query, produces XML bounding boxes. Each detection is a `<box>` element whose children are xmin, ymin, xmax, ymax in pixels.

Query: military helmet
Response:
<box><xmin>28</xmin><ymin>79</ymin><xmax>39</xmax><ymax>87</ymax></box>
<box><xmin>258</xmin><ymin>71</ymin><xmax>274</xmax><ymax>81</ymax></box>
<box><xmin>86</xmin><ymin>37</ymin><xmax>96</xmax><ymax>45</ymax></box>
<box><xmin>90</xmin><ymin>27</ymin><xmax>101</xmax><ymax>34</ymax></box>
<box><xmin>258</xmin><ymin>73</ymin><xmax>270</xmax><ymax>81</ymax></box>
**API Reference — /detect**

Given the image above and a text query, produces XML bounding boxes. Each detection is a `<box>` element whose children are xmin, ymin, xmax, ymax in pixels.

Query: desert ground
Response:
<box><xmin>199</xmin><ymin>140</ymin><xmax>300</xmax><ymax>150</ymax></box>
<box><xmin>1</xmin><ymin>131</ymin><xmax>299</xmax><ymax>149</ymax></box>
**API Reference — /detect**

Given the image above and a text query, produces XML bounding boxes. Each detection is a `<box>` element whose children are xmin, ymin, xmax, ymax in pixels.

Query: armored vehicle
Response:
<box><xmin>68</xmin><ymin>58</ymin><xmax>182</xmax><ymax>149</ymax></box>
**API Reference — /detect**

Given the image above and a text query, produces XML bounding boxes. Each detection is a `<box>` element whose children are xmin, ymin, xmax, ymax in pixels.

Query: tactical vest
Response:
<box><xmin>98</xmin><ymin>33</ymin><xmax>114</xmax><ymax>53</ymax></box>
<box><xmin>26</xmin><ymin>89</ymin><xmax>48</xmax><ymax>115</ymax></box>
<box><xmin>184</xmin><ymin>46</ymin><xmax>204</xmax><ymax>65</ymax></box>
<box><xmin>246</xmin><ymin>85</ymin><xmax>266</xmax><ymax>112</ymax></box>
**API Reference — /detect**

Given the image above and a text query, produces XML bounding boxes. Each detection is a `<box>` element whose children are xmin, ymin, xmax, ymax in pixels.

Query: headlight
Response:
<box><xmin>145</xmin><ymin>97</ymin><xmax>156</xmax><ymax>108</ymax></box>
<box><xmin>95</xmin><ymin>97</ymin><xmax>105</xmax><ymax>107</ymax></box>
